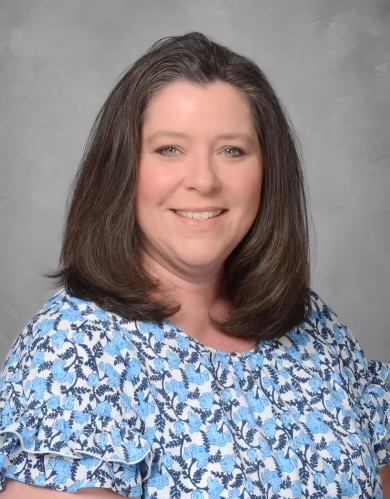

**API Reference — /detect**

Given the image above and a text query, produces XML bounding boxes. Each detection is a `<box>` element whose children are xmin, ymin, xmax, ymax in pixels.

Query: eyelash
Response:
<box><xmin>156</xmin><ymin>146</ymin><xmax>245</xmax><ymax>157</ymax></box>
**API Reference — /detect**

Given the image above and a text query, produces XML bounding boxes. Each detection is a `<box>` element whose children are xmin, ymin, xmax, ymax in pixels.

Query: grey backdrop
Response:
<box><xmin>0</xmin><ymin>0</ymin><xmax>389</xmax><ymax>373</ymax></box>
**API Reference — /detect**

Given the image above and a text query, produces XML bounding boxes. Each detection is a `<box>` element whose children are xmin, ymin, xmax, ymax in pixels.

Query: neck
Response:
<box><xmin>142</xmin><ymin>252</ymin><xmax>259</xmax><ymax>353</ymax></box>
<box><xmin>142</xmin><ymin>252</ymin><xmax>226</xmax><ymax>327</ymax></box>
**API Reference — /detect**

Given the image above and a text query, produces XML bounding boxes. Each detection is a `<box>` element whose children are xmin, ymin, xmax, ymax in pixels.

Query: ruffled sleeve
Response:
<box><xmin>310</xmin><ymin>290</ymin><xmax>390</xmax><ymax>468</ymax></box>
<box><xmin>0</xmin><ymin>407</ymin><xmax>151</xmax><ymax>494</ymax></box>
<box><xmin>357</xmin><ymin>359</ymin><xmax>390</xmax><ymax>467</ymax></box>
<box><xmin>0</xmin><ymin>291</ymin><xmax>152</xmax><ymax>495</ymax></box>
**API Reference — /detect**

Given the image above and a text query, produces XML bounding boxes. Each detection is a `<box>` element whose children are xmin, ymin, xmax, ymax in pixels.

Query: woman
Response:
<box><xmin>0</xmin><ymin>32</ymin><xmax>389</xmax><ymax>498</ymax></box>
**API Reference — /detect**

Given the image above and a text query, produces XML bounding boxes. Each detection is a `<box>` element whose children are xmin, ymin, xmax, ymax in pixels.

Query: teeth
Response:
<box><xmin>175</xmin><ymin>209</ymin><xmax>223</xmax><ymax>220</ymax></box>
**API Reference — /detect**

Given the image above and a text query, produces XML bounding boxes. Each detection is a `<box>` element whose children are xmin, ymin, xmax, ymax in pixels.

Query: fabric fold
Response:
<box><xmin>0</xmin><ymin>406</ymin><xmax>152</xmax><ymax>473</ymax></box>
<box><xmin>356</xmin><ymin>359</ymin><xmax>390</xmax><ymax>465</ymax></box>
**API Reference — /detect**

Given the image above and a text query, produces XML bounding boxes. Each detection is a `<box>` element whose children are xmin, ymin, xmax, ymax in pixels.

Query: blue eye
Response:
<box><xmin>224</xmin><ymin>147</ymin><xmax>245</xmax><ymax>157</ymax></box>
<box><xmin>156</xmin><ymin>146</ymin><xmax>245</xmax><ymax>157</ymax></box>
<box><xmin>157</xmin><ymin>146</ymin><xmax>179</xmax><ymax>156</ymax></box>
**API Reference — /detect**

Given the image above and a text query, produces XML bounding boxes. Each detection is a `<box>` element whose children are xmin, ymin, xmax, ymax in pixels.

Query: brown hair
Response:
<box><xmin>51</xmin><ymin>31</ymin><xmax>313</xmax><ymax>342</ymax></box>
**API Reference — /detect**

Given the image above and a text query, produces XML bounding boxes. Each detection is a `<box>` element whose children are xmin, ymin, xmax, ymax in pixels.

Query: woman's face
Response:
<box><xmin>136</xmin><ymin>80</ymin><xmax>263</xmax><ymax>279</ymax></box>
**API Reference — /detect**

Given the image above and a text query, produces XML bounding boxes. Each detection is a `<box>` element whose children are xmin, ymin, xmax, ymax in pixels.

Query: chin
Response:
<box><xmin>173</xmin><ymin>252</ymin><xmax>227</xmax><ymax>272</ymax></box>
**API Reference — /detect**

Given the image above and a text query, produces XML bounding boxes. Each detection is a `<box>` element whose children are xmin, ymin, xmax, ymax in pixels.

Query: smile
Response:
<box><xmin>173</xmin><ymin>209</ymin><xmax>224</xmax><ymax>220</ymax></box>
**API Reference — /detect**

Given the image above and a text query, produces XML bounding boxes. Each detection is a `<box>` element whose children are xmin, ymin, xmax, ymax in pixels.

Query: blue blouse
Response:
<box><xmin>0</xmin><ymin>288</ymin><xmax>389</xmax><ymax>498</ymax></box>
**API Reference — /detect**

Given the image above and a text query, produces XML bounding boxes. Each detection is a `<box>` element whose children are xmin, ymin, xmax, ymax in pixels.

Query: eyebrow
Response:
<box><xmin>144</xmin><ymin>130</ymin><xmax>257</xmax><ymax>147</ymax></box>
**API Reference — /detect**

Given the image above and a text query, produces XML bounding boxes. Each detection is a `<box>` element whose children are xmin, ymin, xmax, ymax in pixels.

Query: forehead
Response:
<box><xmin>142</xmin><ymin>80</ymin><xmax>257</xmax><ymax>142</ymax></box>
<box><xmin>142</xmin><ymin>80</ymin><xmax>254</xmax><ymax>131</ymax></box>
<box><xmin>146</xmin><ymin>79</ymin><xmax>249</xmax><ymax>103</ymax></box>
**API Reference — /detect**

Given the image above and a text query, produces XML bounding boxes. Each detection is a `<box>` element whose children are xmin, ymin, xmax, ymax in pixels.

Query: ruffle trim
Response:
<box><xmin>356</xmin><ymin>359</ymin><xmax>390</xmax><ymax>457</ymax></box>
<box><xmin>0</xmin><ymin>407</ymin><xmax>152</xmax><ymax>478</ymax></box>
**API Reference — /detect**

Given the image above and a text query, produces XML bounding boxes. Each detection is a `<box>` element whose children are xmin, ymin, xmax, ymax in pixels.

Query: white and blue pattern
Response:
<box><xmin>0</xmin><ymin>288</ymin><xmax>389</xmax><ymax>498</ymax></box>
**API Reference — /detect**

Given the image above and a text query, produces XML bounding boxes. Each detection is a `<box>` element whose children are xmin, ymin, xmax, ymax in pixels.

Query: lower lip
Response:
<box><xmin>171</xmin><ymin>210</ymin><xmax>226</xmax><ymax>227</ymax></box>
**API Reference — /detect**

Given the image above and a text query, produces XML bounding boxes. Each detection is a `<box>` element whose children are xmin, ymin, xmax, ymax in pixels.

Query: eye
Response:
<box><xmin>223</xmin><ymin>147</ymin><xmax>245</xmax><ymax>157</ymax></box>
<box><xmin>156</xmin><ymin>146</ymin><xmax>180</xmax><ymax>156</ymax></box>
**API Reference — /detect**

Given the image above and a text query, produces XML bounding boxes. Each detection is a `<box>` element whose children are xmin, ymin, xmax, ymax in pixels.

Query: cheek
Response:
<box><xmin>233</xmin><ymin>171</ymin><xmax>262</xmax><ymax>213</ymax></box>
<box><xmin>135</xmin><ymin>170</ymin><xmax>157</xmax><ymax>228</ymax></box>
<box><xmin>136</xmin><ymin>166</ymin><xmax>181</xmax><ymax>209</ymax></box>
<box><xmin>136</xmin><ymin>174</ymin><xmax>164</xmax><ymax>214</ymax></box>
<box><xmin>136</xmin><ymin>173</ymin><xmax>153</xmax><ymax>209</ymax></box>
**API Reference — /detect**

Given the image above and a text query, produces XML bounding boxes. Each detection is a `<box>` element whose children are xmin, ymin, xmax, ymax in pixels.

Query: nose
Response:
<box><xmin>183</xmin><ymin>152</ymin><xmax>221</xmax><ymax>194</ymax></box>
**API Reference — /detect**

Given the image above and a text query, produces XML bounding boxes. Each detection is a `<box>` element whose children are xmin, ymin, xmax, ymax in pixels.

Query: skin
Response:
<box><xmin>382</xmin><ymin>466</ymin><xmax>390</xmax><ymax>497</ymax></box>
<box><xmin>1</xmin><ymin>80</ymin><xmax>264</xmax><ymax>497</ymax></box>
<box><xmin>3</xmin><ymin>468</ymin><xmax>390</xmax><ymax>498</ymax></box>
<box><xmin>3</xmin><ymin>80</ymin><xmax>389</xmax><ymax>496</ymax></box>
<box><xmin>0</xmin><ymin>480</ymin><xmax>140</xmax><ymax>497</ymax></box>
<box><xmin>137</xmin><ymin>80</ymin><xmax>263</xmax><ymax>349</ymax></box>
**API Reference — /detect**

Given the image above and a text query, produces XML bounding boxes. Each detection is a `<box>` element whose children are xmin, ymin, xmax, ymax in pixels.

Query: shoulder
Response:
<box><xmin>295</xmin><ymin>288</ymin><xmax>389</xmax><ymax>393</ymax></box>
<box><xmin>1</xmin><ymin>289</ymin><xmax>144</xmax><ymax>419</ymax></box>
<box><xmin>18</xmin><ymin>287</ymin><xmax>122</xmax><ymax>346</ymax></box>
<box><xmin>0</xmin><ymin>290</ymin><xmax>152</xmax><ymax>495</ymax></box>
<box><xmin>5</xmin><ymin>288</ymin><xmax>139</xmax><ymax>360</ymax></box>
<box><xmin>305</xmin><ymin>288</ymin><xmax>364</xmax><ymax>356</ymax></box>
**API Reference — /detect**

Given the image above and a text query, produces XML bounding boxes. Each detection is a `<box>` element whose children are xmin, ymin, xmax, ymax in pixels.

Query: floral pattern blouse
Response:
<box><xmin>0</xmin><ymin>288</ymin><xmax>389</xmax><ymax>498</ymax></box>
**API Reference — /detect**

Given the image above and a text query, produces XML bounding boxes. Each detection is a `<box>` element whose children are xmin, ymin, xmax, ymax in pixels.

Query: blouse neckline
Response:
<box><xmin>163</xmin><ymin>318</ymin><xmax>266</xmax><ymax>358</ymax></box>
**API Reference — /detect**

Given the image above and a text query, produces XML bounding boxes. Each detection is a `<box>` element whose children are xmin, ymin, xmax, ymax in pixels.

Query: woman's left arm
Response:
<box><xmin>381</xmin><ymin>465</ymin><xmax>390</xmax><ymax>498</ymax></box>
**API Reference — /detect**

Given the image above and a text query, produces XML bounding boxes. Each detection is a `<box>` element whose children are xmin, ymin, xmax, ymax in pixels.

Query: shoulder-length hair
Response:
<box><xmin>52</xmin><ymin>31</ymin><xmax>312</xmax><ymax>342</ymax></box>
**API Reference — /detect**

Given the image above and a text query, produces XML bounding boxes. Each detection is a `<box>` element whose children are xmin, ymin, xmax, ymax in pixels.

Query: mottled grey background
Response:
<box><xmin>0</xmin><ymin>0</ymin><xmax>389</xmax><ymax>373</ymax></box>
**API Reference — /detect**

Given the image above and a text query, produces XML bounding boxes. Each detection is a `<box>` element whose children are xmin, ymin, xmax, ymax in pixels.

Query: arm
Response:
<box><xmin>381</xmin><ymin>465</ymin><xmax>390</xmax><ymax>499</ymax></box>
<box><xmin>1</xmin><ymin>479</ymin><xmax>141</xmax><ymax>498</ymax></box>
<box><xmin>0</xmin><ymin>293</ymin><xmax>149</xmax><ymax>497</ymax></box>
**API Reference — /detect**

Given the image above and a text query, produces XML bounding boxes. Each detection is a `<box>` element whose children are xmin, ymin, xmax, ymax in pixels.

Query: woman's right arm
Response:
<box><xmin>1</xmin><ymin>479</ymin><xmax>141</xmax><ymax>498</ymax></box>
<box><xmin>0</xmin><ymin>291</ymin><xmax>150</xmax><ymax>497</ymax></box>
